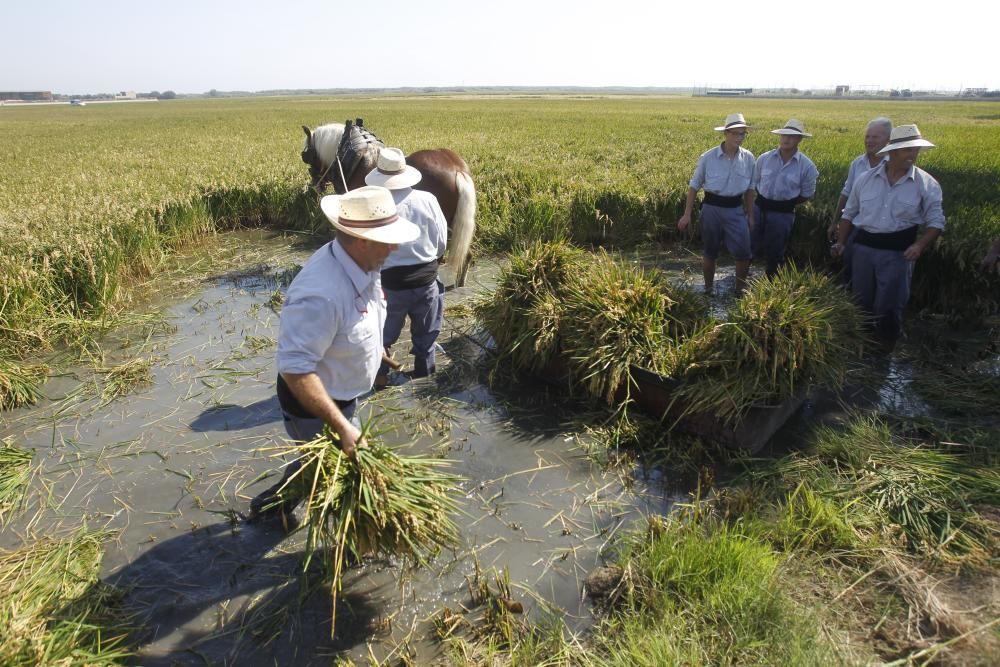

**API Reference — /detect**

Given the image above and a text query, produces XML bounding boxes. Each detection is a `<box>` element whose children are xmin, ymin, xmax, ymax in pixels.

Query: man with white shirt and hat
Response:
<box><xmin>827</xmin><ymin>117</ymin><xmax>893</xmax><ymax>285</ymax></box>
<box><xmin>751</xmin><ymin>118</ymin><xmax>819</xmax><ymax>277</ymax></box>
<box><xmin>365</xmin><ymin>147</ymin><xmax>449</xmax><ymax>386</ymax></box>
<box><xmin>250</xmin><ymin>185</ymin><xmax>419</xmax><ymax>520</ymax></box>
<box><xmin>831</xmin><ymin>124</ymin><xmax>945</xmax><ymax>351</ymax></box>
<box><xmin>678</xmin><ymin>113</ymin><xmax>757</xmax><ymax>295</ymax></box>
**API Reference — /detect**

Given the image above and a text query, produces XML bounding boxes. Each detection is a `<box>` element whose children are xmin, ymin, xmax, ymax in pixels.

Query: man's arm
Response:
<box><xmin>829</xmin><ymin>194</ymin><xmax>848</xmax><ymax>240</ymax></box>
<box><xmin>677</xmin><ymin>186</ymin><xmax>699</xmax><ymax>232</ymax></box>
<box><xmin>281</xmin><ymin>371</ymin><xmax>364</xmax><ymax>458</ymax></box>
<box><xmin>743</xmin><ymin>189</ymin><xmax>755</xmax><ymax>229</ymax></box>
<box><xmin>904</xmin><ymin>228</ymin><xmax>942</xmax><ymax>261</ymax></box>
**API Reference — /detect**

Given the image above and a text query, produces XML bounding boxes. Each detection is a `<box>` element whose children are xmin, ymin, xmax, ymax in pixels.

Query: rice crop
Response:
<box><xmin>668</xmin><ymin>265</ymin><xmax>866</xmax><ymax>425</ymax></box>
<box><xmin>2</xmin><ymin>96</ymin><xmax>999</xmax><ymax>402</ymax></box>
<box><xmin>0</xmin><ymin>529</ymin><xmax>132</xmax><ymax>666</ymax></box>
<box><xmin>0</xmin><ymin>438</ymin><xmax>32</xmax><ymax>525</ymax></box>
<box><xmin>270</xmin><ymin>427</ymin><xmax>462</xmax><ymax>635</ymax></box>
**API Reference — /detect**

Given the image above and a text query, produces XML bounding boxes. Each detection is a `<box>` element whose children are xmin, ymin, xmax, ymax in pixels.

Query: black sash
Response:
<box><xmin>854</xmin><ymin>226</ymin><xmax>918</xmax><ymax>251</ymax></box>
<box><xmin>755</xmin><ymin>193</ymin><xmax>797</xmax><ymax>213</ymax></box>
<box><xmin>702</xmin><ymin>192</ymin><xmax>743</xmax><ymax>208</ymax></box>
<box><xmin>381</xmin><ymin>260</ymin><xmax>438</xmax><ymax>290</ymax></box>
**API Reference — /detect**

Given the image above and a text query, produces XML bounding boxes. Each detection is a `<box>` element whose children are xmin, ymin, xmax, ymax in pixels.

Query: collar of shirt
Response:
<box><xmin>873</xmin><ymin>162</ymin><xmax>916</xmax><ymax>185</ymax></box>
<box><xmin>713</xmin><ymin>143</ymin><xmax>746</xmax><ymax>160</ymax></box>
<box><xmin>331</xmin><ymin>239</ymin><xmax>377</xmax><ymax>297</ymax></box>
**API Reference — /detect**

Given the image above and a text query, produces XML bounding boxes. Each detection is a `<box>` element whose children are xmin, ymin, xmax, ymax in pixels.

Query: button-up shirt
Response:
<box><xmin>689</xmin><ymin>144</ymin><xmax>755</xmax><ymax>197</ymax></box>
<box><xmin>841</xmin><ymin>153</ymin><xmax>887</xmax><ymax>198</ymax></box>
<box><xmin>842</xmin><ymin>163</ymin><xmax>946</xmax><ymax>233</ymax></box>
<box><xmin>382</xmin><ymin>188</ymin><xmax>448</xmax><ymax>270</ymax></box>
<box><xmin>277</xmin><ymin>239</ymin><xmax>386</xmax><ymax>400</ymax></box>
<box><xmin>753</xmin><ymin>149</ymin><xmax>819</xmax><ymax>200</ymax></box>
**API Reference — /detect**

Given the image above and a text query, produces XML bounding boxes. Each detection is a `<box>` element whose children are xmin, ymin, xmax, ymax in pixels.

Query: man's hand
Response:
<box><xmin>830</xmin><ymin>242</ymin><xmax>845</xmax><ymax>258</ymax></box>
<box><xmin>827</xmin><ymin>221</ymin><xmax>839</xmax><ymax>242</ymax></box>
<box><xmin>337</xmin><ymin>420</ymin><xmax>364</xmax><ymax>460</ymax></box>
<box><xmin>903</xmin><ymin>243</ymin><xmax>924</xmax><ymax>261</ymax></box>
<box><xmin>677</xmin><ymin>214</ymin><xmax>691</xmax><ymax>232</ymax></box>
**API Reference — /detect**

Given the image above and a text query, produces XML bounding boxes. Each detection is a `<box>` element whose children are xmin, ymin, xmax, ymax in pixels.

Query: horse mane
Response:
<box><xmin>307</xmin><ymin>122</ymin><xmax>345</xmax><ymax>169</ymax></box>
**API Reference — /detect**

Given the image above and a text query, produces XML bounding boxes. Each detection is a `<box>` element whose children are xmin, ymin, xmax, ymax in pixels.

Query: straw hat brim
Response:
<box><xmin>364</xmin><ymin>165</ymin><xmax>422</xmax><ymax>189</ymax></box>
<box><xmin>714</xmin><ymin>123</ymin><xmax>750</xmax><ymax>131</ymax></box>
<box><xmin>770</xmin><ymin>128</ymin><xmax>812</xmax><ymax>137</ymax></box>
<box><xmin>321</xmin><ymin>195</ymin><xmax>421</xmax><ymax>245</ymax></box>
<box><xmin>877</xmin><ymin>139</ymin><xmax>935</xmax><ymax>156</ymax></box>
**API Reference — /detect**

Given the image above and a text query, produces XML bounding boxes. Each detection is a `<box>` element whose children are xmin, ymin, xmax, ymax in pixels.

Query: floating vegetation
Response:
<box><xmin>0</xmin><ymin>439</ymin><xmax>32</xmax><ymax>525</ymax></box>
<box><xmin>0</xmin><ymin>360</ymin><xmax>49</xmax><ymax>410</ymax></box>
<box><xmin>271</xmin><ymin>427</ymin><xmax>462</xmax><ymax>635</ymax></box>
<box><xmin>909</xmin><ymin>359</ymin><xmax>1000</xmax><ymax>417</ymax></box>
<box><xmin>0</xmin><ymin>529</ymin><xmax>133</xmax><ymax>666</ymax></box>
<box><xmin>98</xmin><ymin>357</ymin><xmax>153</xmax><ymax>405</ymax></box>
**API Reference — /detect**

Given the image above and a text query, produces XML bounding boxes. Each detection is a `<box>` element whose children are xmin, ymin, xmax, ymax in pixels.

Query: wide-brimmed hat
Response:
<box><xmin>320</xmin><ymin>186</ymin><xmax>420</xmax><ymax>245</ymax></box>
<box><xmin>364</xmin><ymin>147</ymin><xmax>422</xmax><ymax>189</ymax></box>
<box><xmin>876</xmin><ymin>124</ymin><xmax>935</xmax><ymax>156</ymax></box>
<box><xmin>771</xmin><ymin>119</ymin><xmax>812</xmax><ymax>137</ymax></box>
<box><xmin>714</xmin><ymin>113</ymin><xmax>750</xmax><ymax>132</ymax></box>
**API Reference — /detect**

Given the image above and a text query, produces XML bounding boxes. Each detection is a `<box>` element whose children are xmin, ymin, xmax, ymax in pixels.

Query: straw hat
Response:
<box><xmin>876</xmin><ymin>124</ymin><xmax>935</xmax><ymax>156</ymax></box>
<box><xmin>320</xmin><ymin>186</ymin><xmax>420</xmax><ymax>245</ymax></box>
<box><xmin>364</xmin><ymin>147</ymin><xmax>422</xmax><ymax>189</ymax></box>
<box><xmin>770</xmin><ymin>119</ymin><xmax>812</xmax><ymax>137</ymax></box>
<box><xmin>714</xmin><ymin>113</ymin><xmax>750</xmax><ymax>132</ymax></box>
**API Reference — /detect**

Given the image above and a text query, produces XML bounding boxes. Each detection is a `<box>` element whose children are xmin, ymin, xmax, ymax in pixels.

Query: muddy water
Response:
<box><xmin>0</xmin><ymin>231</ymin><xmax>689</xmax><ymax>666</ymax></box>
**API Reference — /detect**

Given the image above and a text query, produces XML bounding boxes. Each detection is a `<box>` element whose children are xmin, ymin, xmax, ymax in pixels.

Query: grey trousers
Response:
<box><xmin>278</xmin><ymin>398</ymin><xmax>359</xmax><ymax>481</ymax></box>
<box><xmin>851</xmin><ymin>244</ymin><xmax>913</xmax><ymax>345</ymax></box>
<box><xmin>381</xmin><ymin>279</ymin><xmax>444</xmax><ymax>378</ymax></box>
<box><xmin>701</xmin><ymin>203</ymin><xmax>752</xmax><ymax>261</ymax></box>
<box><xmin>752</xmin><ymin>206</ymin><xmax>795</xmax><ymax>277</ymax></box>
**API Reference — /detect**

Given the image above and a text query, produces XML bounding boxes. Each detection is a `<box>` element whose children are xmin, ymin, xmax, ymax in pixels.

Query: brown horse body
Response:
<box><xmin>301</xmin><ymin>122</ymin><xmax>476</xmax><ymax>286</ymax></box>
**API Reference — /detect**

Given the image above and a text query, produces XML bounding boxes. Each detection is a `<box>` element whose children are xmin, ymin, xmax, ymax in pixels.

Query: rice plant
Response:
<box><xmin>0</xmin><ymin>438</ymin><xmax>32</xmax><ymax>525</ymax></box>
<box><xmin>0</xmin><ymin>529</ymin><xmax>133</xmax><ymax>666</ymax></box>
<box><xmin>271</xmin><ymin>426</ymin><xmax>462</xmax><ymax>635</ymax></box>
<box><xmin>0</xmin><ymin>359</ymin><xmax>48</xmax><ymax>410</ymax></box>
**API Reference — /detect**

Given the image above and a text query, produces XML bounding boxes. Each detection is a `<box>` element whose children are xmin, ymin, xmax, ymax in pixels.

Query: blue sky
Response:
<box><xmin>2</xmin><ymin>0</ymin><xmax>995</xmax><ymax>94</ymax></box>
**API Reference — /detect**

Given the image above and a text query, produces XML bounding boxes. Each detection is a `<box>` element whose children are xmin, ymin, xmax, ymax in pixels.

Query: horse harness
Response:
<box><xmin>332</xmin><ymin>119</ymin><xmax>385</xmax><ymax>193</ymax></box>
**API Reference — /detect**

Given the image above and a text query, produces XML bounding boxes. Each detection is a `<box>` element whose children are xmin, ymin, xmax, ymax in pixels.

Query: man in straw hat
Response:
<box><xmin>827</xmin><ymin>117</ymin><xmax>893</xmax><ymax>285</ymax></box>
<box><xmin>249</xmin><ymin>185</ymin><xmax>419</xmax><ymax>521</ymax></box>
<box><xmin>832</xmin><ymin>124</ymin><xmax>945</xmax><ymax>351</ymax></box>
<box><xmin>678</xmin><ymin>113</ymin><xmax>757</xmax><ymax>295</ymax></box>
<box><xmin>365</xmin><ymin>147</ymin><xmax>448</xmax><ymax>387</ymax></box>
<box><xmin>751</xmin><ymin>118</ymin><xmax>819</xmax><ymax>277</ymax></box>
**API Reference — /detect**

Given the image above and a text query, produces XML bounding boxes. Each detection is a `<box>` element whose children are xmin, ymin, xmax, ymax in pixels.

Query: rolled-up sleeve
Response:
<box><xmin>802</xmin><ymin>162</ymin><xmax>819</xmax><ymax>198</ymax></box>
<box><xmin>921</xmin><ymin>178</ymin><xmax>946</xmax><ymax>230</ymax></box>
<box><xmin>688</xmin><ymin>154</ymin><xmax>707</xmax><ymax>191</ymax></box>
<box><xmin>276</xmin><ymin>291</ymin><xmax>339</xmax><ymax>375</ymax></box>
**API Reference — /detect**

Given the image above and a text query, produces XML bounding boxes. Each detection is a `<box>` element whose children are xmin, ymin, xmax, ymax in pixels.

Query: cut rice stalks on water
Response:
<box><xmin>0</xmin><ymin>359</ymin><xmax>49</xmax><ymax>410</ymax></box>
<box><xmin>273</xmin><ymin>426</ymin><xmax>462</xmax><ymax>636</ymax></box>
<box><xmin>0</xmin><ymin>438</ymin><xmax>33</xmax><ymax>525</ymax></box>
<box><xmin>0</xmin><ymin>529</ymin><xmax>133</xmax><ymax>666</ymax></box>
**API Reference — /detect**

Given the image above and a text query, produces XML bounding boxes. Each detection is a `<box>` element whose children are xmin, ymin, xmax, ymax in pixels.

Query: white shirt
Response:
<box><xmin>688</xmin><ymin>144</ymin><xmax>755</xmax><ymax>197</ymax></box>
<box><xmin>842</xmin><ymin>163</ymin><xmax>946</xmax><ymax>233</ymax></box>
<box><xmin>382</xmin><ymin>188</ymin><xmax>448</xmax><ymax>270</ymax></box>
<box><xmin>753</xmin><ymin>149</ymin><xmax>819</xmax><ymax>200</ymax></box>
<box><xmin>841</xmin><ymin>153</ymin><xmax>887</xmax><ymax>198</ymax></box>
<box><xmin>276</xmin><ymin>240</ymin><xmax>386</xmax><ymax>400</ymax></box>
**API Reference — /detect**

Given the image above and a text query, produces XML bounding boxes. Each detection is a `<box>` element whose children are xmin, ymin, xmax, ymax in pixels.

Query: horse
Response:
<box><xmin>301</xmin><ymin>120</ymin><xmax>476</xmax><ymax>287</ymax></box>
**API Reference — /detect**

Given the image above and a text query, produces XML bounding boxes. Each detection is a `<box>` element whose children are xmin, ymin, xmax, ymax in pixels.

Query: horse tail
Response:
<box><xmin>446</xmin><ymin>171</ymin><xmax>476</xmax><ymax>287</ymax></box>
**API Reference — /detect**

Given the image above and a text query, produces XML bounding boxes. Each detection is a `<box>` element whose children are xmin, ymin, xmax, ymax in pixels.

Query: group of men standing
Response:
<box><xmin>680</xmin><ymin>112</ymin><xmax>947</xmax><ymax>352</ymax></box>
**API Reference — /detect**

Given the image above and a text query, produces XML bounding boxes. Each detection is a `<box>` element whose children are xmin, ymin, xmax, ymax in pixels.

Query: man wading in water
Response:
<box><xmin>832</xmin><ymin>124</ymin><xmax>946</xmax><ymax>352</ymax></box>
<box><xmin>250</xmin><ymin>186</ymin><xmax>419</xmax><ymax>521</ymax></box>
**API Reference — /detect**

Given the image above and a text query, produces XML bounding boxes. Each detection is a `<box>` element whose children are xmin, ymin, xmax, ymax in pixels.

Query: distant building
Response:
<box><xmin>0</xmin><ymin>91</ymin><xmax>53</xmax><ymax>101</ymax></box>
<box><xmin>835</xmin><ymin>85</ymin><xmax>850</xmax><ymax>96</ymax></box>
<box><xmin>115</xmin><ymin>90</ymin><xmax>137</xmax><ymax>100</ymax></box>
<box><xmin>705</xmin><ymin>88</ymin><xmax>753</xmax><ymax>97</ymax></box>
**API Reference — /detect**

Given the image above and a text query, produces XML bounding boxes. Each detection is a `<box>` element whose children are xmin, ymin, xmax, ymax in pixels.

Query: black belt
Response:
<box><xmin>755</xmin><ymin>193</ymin><xmax>796</xmax><ymax>213</ymax></box>
<box><xmin>276</xmin><ymin>374</ymin><xmax>356</xmax><ymax>419</ymax></box>
<box><xmin>854</xmin><ymin>226</ymin><xmax>918</xmax><ymax>251</ymax></box>
<box><xmin>702</xmin><ymin>192</ymin><xmax>743</xmax><ymax>209</ymax></box>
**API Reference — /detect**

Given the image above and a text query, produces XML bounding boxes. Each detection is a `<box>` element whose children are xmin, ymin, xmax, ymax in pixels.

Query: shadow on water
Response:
<box><xmin>107</xmin><ymin>519</ymin><xmax>383</xmax><ymax>666</ymax></box>
<box><xmin>190</xmin><ymin>396</ymin><xmax>283</xmax><ymax>432</ymax></box>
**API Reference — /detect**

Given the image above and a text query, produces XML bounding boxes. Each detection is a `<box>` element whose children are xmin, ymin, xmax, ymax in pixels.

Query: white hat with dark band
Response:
<box><xmin>876</xmin><ymin>124</ymin><xmax>936</xmax><ymax>156</ymax></box>
<box><xmin>364</xmin><ymin>147</ymin><xmax>422</xmax><ymax>189</ymax></box>
<box><xmin>770</xmin><ymin>118</ymin><xmax>812</xmax><ymax>137</ymax></box>
<box><xmin>714</xmin><ymin>113</ymin><xmax>751</xmax><ymax>132</ymax></box>
<box><xmin>320</xmin><ymin>186</ymin><xmax>420</xmax><ymax>245</ymax></box>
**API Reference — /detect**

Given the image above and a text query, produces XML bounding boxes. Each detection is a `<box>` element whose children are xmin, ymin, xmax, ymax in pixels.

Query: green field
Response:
<box><xmin>2</xmin><ymin>95</ymin><xmax>1000</xmax><ymax>390</ymax></box>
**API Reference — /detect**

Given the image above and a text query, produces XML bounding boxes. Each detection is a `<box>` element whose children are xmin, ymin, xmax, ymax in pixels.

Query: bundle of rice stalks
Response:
<box><xmin>474</xmin><ymin>240</ymin><xmax>585</xmax><ymax>373</ymax></box>
<box><xmin>99</xmin><ymin>357</ymin><xmax>153</xmax><ymax>405</ymax></box>
<box><xmin>0</xmin><ymin>529</ymin><xmax>132</xmax><ymax>666</ymax></box>
<box><xmin>669</xmin><ymin>265</ymin><xmax>866</xmax><ymax>425</ymax></box>
<box><xmin>0</xmin><ymin>438</ymin><xmax>32</xmax><ymax>525</ymax></box>
<box><xmin>560</xmin><ymin>252</ymin><xmax>706</xmax><ymax>403</ymax></box>
<box><xmin>0</xmin><ymin>359</ymin><xmax>48</xmax><ymax>410</ymax></box>
<box><xmin>281</xmin><ymin>428</ymin><xmax>462</xmax><ymax>634</ymax></box>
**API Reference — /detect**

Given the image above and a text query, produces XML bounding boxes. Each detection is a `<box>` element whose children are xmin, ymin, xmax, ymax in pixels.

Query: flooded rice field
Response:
<box><xmin>3</xmin><ymin>230</ymin><xmax>995</xmax><ymax>665</ymax></box>
<box><xmin>0</xmin><ymin>231</ymin><xmax>684</xmax><ymax>665</ymax></box>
